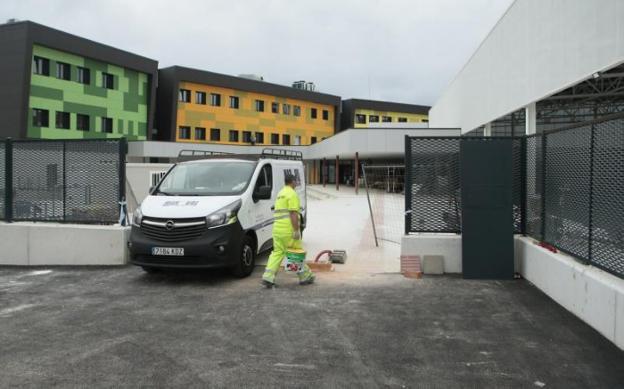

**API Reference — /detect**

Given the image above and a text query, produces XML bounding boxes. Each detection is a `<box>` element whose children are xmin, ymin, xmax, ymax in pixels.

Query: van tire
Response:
<box><xmin>232</xmin><ymin>235</ymin><xmax>255</xmax><ymax>278</ymax></box>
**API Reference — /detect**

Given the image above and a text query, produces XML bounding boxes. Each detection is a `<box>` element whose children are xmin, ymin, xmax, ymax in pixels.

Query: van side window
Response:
<box><xmin>255</xmin><ymin>164</ymin><xmax>272</xmax><ymax>191</ymax></box>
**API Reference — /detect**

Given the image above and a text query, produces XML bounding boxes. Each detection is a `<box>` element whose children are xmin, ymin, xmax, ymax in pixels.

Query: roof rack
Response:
<box><xmin>261</xmin><ymin>148</ymin><xmax>303</xmax><ymax>161</ymax></box>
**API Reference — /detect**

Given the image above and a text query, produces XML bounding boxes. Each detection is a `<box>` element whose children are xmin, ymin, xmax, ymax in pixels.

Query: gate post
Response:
<box><xmin>5</xmin><ymin>138</ymin><xmax>12</xmax><ymax>223</ymax></box>
<box><xmin>404</xmin><ymin>135</ymin><xmax>411</xmax><ymax>234</ymax></box>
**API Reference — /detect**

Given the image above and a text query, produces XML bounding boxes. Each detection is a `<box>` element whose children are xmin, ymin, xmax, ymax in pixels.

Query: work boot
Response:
<box><xmin>261</xmin><ymin>279</ymin><xmax>275</xmax><ymax>288</ymax></box>
<box><xmin>299</xmin><ymin>274</ymin><xmax>315</xmax><ymax>286</ymax></box>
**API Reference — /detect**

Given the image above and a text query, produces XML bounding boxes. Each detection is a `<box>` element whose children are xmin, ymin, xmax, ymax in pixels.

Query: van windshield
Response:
<box><xmin>156</xmin><ymin>160</ymin><xmax>257</xmax><ymax>196</ymax></box>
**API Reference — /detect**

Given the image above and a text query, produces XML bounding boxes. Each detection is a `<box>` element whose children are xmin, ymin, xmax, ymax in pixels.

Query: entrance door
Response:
<box><xmin>460</xmin><ymin>138</ymin><xmax>514</xmax><ymax>279</ymax></box>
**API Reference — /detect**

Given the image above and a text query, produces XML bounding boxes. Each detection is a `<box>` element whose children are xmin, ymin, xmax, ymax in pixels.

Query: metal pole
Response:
<box><xmin>62</xmin><ymin>141</ymin><xmax>66</xmax><ymax>222</ymax></box>
<box><xmin>335</xmin><ymin>155</ymin><xmax>339</xmax><ymax>191</ymax></box>
<box><xmin>361</xmin><ymin>163</ymin><xmax>379</xmax><ymax>247</ymax></box>
<box><xmin>404</xmin><ymin>135</ymin><xmax>412</xmax><ymax>234</ymax></box>
<box><xmin>587</xmin><ymin>122</ymin><xmax>595</xmax><ymax>264</ymax></box>
<box><xmin>5</xmin><ymin>138</ymin><xmax>12</xmax><ymax>223</ymax></box>
<box><xmin>354</xmin><ymin>152</ymin><xmax>359</xmax><ymax>195</ymax></box>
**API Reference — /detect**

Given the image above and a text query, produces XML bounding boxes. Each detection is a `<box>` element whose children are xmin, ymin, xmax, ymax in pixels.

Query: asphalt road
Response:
<box><xmin>1</xmin><ymin>266</ymin><xmax>623</xmax><ymax>388</ymax></box>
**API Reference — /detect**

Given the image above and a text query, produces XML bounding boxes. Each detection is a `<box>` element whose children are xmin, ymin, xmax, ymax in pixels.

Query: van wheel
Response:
<box><xmin>232</xmin><ymin>236</ymin><xmax>255</xmax><ymax>278</ymax></box>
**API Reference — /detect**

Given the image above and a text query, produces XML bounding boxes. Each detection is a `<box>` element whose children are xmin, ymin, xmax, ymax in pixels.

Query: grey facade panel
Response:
<box><xmin>0</xmin><ymin>23</ymin><xmax>30</xmax><ymax>138</ymax></box>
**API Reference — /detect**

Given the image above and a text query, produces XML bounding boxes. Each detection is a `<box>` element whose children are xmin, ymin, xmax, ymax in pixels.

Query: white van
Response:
<box><xmin>128</xmin><ymin>149</ymin><xmax>306</xmax><ymax>277</ymax></box>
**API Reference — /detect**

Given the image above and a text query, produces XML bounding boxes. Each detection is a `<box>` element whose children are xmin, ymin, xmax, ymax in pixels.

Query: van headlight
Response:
<box><xmin>206</xmin><ymin>199</ymin><xmax>242</xmax><ymax>229</ymax></box>
<box><xmin>133</xmin><ymin>207</ymin><xmax>143</xmax><ymax>227</ymax></box>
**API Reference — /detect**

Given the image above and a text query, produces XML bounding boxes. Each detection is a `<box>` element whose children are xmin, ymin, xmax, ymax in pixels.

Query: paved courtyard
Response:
<box><xmin>1</xmin><ymin>266</ymin><xmax>623</xmax><ymax>388</ymax></box>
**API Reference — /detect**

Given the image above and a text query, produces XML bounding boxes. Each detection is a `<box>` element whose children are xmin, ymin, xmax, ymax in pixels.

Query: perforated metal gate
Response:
<box><xmin>404</xmin><ymin>137</ymin><xmax>461</xmax><ymax>233</ymax></box>
<box><xmin>3</xmin><ymin>139</ymin><xmax>126</xmax><ymax>224</ymax></box>
<box><xmin>405</xmin><ymin>113</ymin><xmax>624</xmax><ymax>279</ymax></box>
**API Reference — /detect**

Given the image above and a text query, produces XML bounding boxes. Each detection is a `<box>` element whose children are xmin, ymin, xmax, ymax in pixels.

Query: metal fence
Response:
<box><xmin>528</xmin><ymin>114</ymin><xmax>624</xmax><ymax>279</ymax></box>
<box><xmin>405</xmin><ymin>113</ymin><xmax>624</xmax><ymax>279</ymax></box>
<box><xmin>2</xmin><ymin>138</ymin><xmax>126</xmax><ymax>224</ymax></box>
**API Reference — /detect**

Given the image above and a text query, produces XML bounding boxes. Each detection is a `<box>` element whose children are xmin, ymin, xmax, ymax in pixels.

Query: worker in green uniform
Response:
<box><xmin>262</xmin><ymin>174</ymin><xmax>315</xmax><ymax>288</ymax></box>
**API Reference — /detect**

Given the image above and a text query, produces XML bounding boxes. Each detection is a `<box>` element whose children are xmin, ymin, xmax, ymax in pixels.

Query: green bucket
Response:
<box><xmin>285</xmin><ymin>248</ymin><xmax>306</xmax><ymax>272</ymax></box>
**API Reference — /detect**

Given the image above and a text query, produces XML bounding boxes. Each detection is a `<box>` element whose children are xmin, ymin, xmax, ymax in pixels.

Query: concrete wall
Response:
<box><xmin>400</xmin><ymin>234</ymin><xmax>462</xmax><ymax>273</ymax></box>
<box><xmin>429</xmin><ymin>0</ymin><xmax>624</xmax><ymax>133</ymax></box>
<box><xmin>0</xmin><ymin>222</ymin><xmax>130</xmax><ymax>265</ymax></box>
<box><xmin>126</xmin><ymin>163</ymin><xmax>172</xmax><ymax>210</ymax></box>
<box><xmin>401</xmin><ymin>233</ymin><xmax>624</xmax><ymax>350</ymax></box>
<box><xmin>516</xmin><ymin>237</ymin><xmax>624</xmax><ymax>350</ymax></box>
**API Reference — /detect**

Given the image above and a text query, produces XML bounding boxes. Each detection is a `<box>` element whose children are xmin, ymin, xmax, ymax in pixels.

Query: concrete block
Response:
<box><xmin>29</xmin><ymin>224</ymin><xmax>130</xmax><ymax>265</ymax></box>
<box><xmin>0</xmin><ymin>223</ymin><xmax>30</xmax><ymax>265</ymax></box>
<box><xmin>616</xmin><ymin>289</ymin><xmax>624</xmax><ymax>350</ymax></box>
<box><xmin>422</xmin><ymin>255</ymin><xmax>444</xmax><ymax>275</ymax></box>
<box><xmin>401</xmin><ymin>234</ymin><xmax>461</xmax><ymax>273</ymax></box>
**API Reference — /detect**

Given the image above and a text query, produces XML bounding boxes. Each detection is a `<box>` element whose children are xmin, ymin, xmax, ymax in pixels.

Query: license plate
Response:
<box><xmin>152</xmin><ymin>247</ymin><xmax>184</xmax><ymax>256</ymax></box>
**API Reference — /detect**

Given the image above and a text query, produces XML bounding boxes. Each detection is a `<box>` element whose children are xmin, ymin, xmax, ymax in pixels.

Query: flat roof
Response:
<box><xmin>159</xmin><ymin>66</ymin><xmax>341</xmax><ymax>106</ymax></box>
<box><xmin>342</xmin><ymin>98</ymin><xmax>430</xmax><ymax>115</ymax></box>
<box><xmin>0</xmin><ymin>20</ymin><xmax>158</xmax><ymax>75</ymax></box>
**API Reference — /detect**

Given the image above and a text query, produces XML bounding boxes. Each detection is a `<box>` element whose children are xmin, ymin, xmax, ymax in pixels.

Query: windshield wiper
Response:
<box><xmin>155</xmin><ymin>191</ymin><xmax>173</xmax><ymax>196</ymax></box>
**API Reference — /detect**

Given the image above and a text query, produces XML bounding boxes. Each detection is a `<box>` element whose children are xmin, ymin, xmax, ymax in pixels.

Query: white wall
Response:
<box><xmin>0</xmin><ymin>223</ymin><xmax>130</xmax><ymax>265</ymax></box>
<box><xmin>429</xmin><ymin>0</ymin><xmax>624</xmax><ymax>133</ymax></box>
<box><xmin>128</xmin><ymin>128</ymin><xmax>460</xmax><ymax>161</ymax></box>
<box><xmin>126</xmin><ymin>163</ymin><xmax>172</xmax><ymax>209</ymax></box>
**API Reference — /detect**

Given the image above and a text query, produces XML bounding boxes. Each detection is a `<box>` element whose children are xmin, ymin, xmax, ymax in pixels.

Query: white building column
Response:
<box><xmin>483</xmin><ymin>122</ymin><xmax>492</xmax><ymax>136</ymax></box>
<box><xmin>525</xmin><ymin>102</ymin><xmax>537</xmax><ymax>135</ymax></box>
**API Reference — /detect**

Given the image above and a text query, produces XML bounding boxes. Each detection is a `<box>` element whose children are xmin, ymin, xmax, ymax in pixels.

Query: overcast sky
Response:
<box><xmin>2</xmin><ymin>0</ymin><xmax>513</xmax><ymax>106</ymax></box>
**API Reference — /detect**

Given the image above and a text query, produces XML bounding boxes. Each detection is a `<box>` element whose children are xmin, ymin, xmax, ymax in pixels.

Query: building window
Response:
<box><xmin>210</xmin><ymin>128</ymin><xmax>221</xmax><ymax>141</ymax></box>
<box><xmin>271</xmin><ymin>102</ymin><xmax>279</xmax><ymax>113</ymax></box>
<box><xmin>271</xmin><ymin>133</ymin><xmax>280</xmax><ymax>145</ymax></box>
<box><xmin>255</xmin><ymin>100</ymin><xmax>265</xmax><ymax>112</ymax></box>
<box><xmin>293</xmin><ymin>105</ymin><xmax>301</xmax><ymax>117</ymax></box>
<box><xmin>195</xmin><ymin>91</ymin><xmax>206</xmax><ymax>105</ymax></box>
<box><xmin>77</xmin><ymin>67</ymin><xmax>90</xmax><ymax>84</ymax></box>
<box><xmin>422</xmin><ymin>119</ymin><xmax>429</xmax><ymax>123</ymax></box>
<box><xmin>56</xmin><ymin>62</ymin><xmax>71</xmax><ymax>80</ymax></box>
<box><xmin>77</xmin><ymin>114</ymin><xmax>90</xmax><ymax>131</ymax></box>
<box><xmin>33</xmin><ymin>56</ymin><xmax>49</xmax><ymax>76</ymax></box>
<box><xmin>369</xmin><ymin>115</ymin><xmax>379</xmax><ymax>123</ymax></box>
<box><xmin>32</xmin><ymin>108</ymin><xmax>49</xmax><ymax>127</ymax></box>
<box><xmin>355</xmin><ymin>114</ymin><xmax>366</xmax><ymax>124</ymax></box>
<box><xmin>294</xmin><ymin>135</ymin><xmax>301</xmax><ymax>145</ymax></box>
<box><xmin>322</xmin><ymin>109</ymin><xmax>329</xmax><ymax>120</ymax></box>
<box><xmin>178</xmin><ymin>126</ymin><xmax>191</xmax><ymax>139</ymax></box>
<box><xmin>102</xmin><ymin>72</ymin><xmax>114</xmax><ymax>89</ymax></box>
<box><xmin>282</xmin><ymin>134</ymin><xmax>291</xmax><ymax>145</ymax></box>
<box><xmin>55</xmin><ymin>111</ymin><xmax>70</xmax><ymax>129</ymax></box>
<box><xmin>242</xmin><ymin>131</ymin><xmax>253</xmax><ymax>143</ymax></box>
<box><xmin>398</xmin><ymin>117</ymin><xmax>408</xmax><ymax>123</ymax></box>
<box><xmin>179</xmin><ymin>89</ymin><xmax>191</xmax><ymax>103</ymax></box>
<box><xmin>229</xmin><ymin>130</ymin><xmax>239</xmax><ymax>142</ymax></box>
<box><xmin>311</xmin><ymin>108</ymin><xmax>317</xmax><ymax>119</ymax></box>
<box><xmin>382</xmin><ymin>116</ymin><xmax>392</xmax><ymax>122</ymax></box>
<box><xmin>211</xmin><ymin>93</ymin><xmax>221</xmax><ymax>106</ymax></box>
<box><xmin>230</xmin><ymin>96</ymin><xmax>239</xmax><ymax>109</ymax></box>
<box><xmin>255</xmin><ymin>132</ymin><xmax>264</xmax><ymax>144</ymax></box>
<box><xmin>311</xmin><ymin>136</ymin><xmax>317</xmax><ymax>144</ymax></box>
<box><xmin>283</xmin><ymin>104</ymin><xmax>291</xmax><ymax>115</ymax></box>
<box><xmin>195</xmin><ymin>127</ymin><xmax>206</xmax><ymax>140</ymax></box>
<box><xmin>101</xmin><ymin>117</ymin><xmax>113</xmax><ymax>133</ymax></box>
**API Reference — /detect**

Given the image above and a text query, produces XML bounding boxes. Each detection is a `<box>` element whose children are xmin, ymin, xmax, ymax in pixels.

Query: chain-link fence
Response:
<box><xmin>361</xmin><ymin>165</ymin><xmax>405</xmax><ymax>244</ymax></box>
<box><xmin>2</xmin><ymin>138</ymin><xmax>126</xmax><ymax>224</ymax></box>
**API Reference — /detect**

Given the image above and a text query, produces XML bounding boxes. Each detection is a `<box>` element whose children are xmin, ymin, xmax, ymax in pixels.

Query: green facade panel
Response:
<box><xmin>27</xmin><ymin>45</ymin><xmax>149</xmax><ymax>140</ymax></box>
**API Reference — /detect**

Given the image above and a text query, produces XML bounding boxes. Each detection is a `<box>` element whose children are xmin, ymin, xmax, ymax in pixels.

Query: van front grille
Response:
<box><xmin>140</xmin><ymin>217</ymin><xmax>206</xmax><ymax>242</ymax></box>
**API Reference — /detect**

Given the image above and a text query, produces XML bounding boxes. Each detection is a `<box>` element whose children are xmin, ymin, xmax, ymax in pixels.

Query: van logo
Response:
<box><xmin>165</xmin><ymin>220</ymin><xmax>175</xmax><ymax>230</ymax></box>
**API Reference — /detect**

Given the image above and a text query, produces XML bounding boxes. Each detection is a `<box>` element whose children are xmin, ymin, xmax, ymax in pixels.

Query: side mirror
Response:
<box><xmin>253</xmin><ymin>185</ymin><xmax>272</xmax><ymax>201</ymax></box>
<box><xmin>149</xmin><ymin>186</ymin><xmax>155</xmax><ymax>195</ymax></box>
